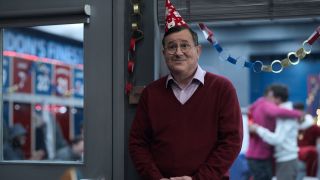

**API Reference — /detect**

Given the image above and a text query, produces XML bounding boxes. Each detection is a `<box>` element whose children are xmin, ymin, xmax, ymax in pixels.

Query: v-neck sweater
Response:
<box><xmin>129</xmin><ymin>72</ymin><xmax>243</xmax><ymax>180</ymax></box>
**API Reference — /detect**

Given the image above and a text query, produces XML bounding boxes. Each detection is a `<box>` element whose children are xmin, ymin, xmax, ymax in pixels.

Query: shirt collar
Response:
<box><xmin>166</xmin><ymin>65</ymin><xmax>206</xmax><ymax>88</ymax></box>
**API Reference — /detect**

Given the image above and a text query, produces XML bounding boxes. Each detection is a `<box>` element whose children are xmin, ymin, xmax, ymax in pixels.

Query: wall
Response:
<box><xmin>124</xmin><ymin>0</ymin><xmax>159</xmax><ymax>180</ymax></box>
<box><xmin>196</xmin><ymin>21</ymin><xmax>320</xmax><ymax>107</ymax></box>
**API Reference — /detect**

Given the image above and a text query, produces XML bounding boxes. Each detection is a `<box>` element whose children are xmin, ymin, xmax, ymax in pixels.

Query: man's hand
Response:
<box><xmin>160</xmin><ymin>178</ymin><xmax>170</xmax><ymax>180</ymax></box>
<box><xmin>170</xmin><ymin>176</ymin><xmax>192</xmax><ymax>180</ymax></box>
<box><xmin>248</xmin><ymin>123</ymin><xmax>258</xmax><ymax>133</ymax></box>
<box><xmin>298</xmin><ymin>112</ymin><xmax>306</xmax><ymax>123</ymax></box>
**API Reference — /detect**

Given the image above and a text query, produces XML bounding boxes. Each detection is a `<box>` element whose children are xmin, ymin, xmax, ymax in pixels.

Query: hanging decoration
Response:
<box><xmin>198</xmin><ymin>23</ymin><xmax>320</xmax><ymax>73</ymax></box>
<box><xmin>126</xmin><ymin>0</ymin><xmax>144</xmax><ymax>97</ymax></box>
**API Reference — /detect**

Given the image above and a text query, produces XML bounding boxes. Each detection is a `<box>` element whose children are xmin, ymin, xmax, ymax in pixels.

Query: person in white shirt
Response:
<box><xmin>249</xmin><ymin>99</ymin><xmax>299</xmax><ymax>180</ymax></box>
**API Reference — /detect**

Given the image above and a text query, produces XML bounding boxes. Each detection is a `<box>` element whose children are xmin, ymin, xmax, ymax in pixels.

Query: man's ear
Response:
<box><xmin>197</xmin><ymin>45</ymin><xmax>202</xmax><ymax>59</ymax></box>
<box><xmin>274</xmin><ymin>97</ymin><xmax>282</xmax><ymax>105</ymax></box>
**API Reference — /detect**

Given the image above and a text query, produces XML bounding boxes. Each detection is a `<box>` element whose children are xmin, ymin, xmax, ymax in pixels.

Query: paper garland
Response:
<box><xmin>198</xmin><ymin>23</ymin><xmax>320</xmax><ymax>73</ymax></box>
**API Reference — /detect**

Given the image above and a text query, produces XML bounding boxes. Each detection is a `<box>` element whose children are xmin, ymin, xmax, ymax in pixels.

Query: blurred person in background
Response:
<box><xmin>249</xmin><ymin>89</ymin><xmax>300</xmax><ymax>180</ymax></box>
<box><xmin>294</xmin><ymin>102</ymin><xmax>320</xmax><ymax>179</ymax></box>
<box><xmin>246</xmin><ymin>84</ymin><xmax>303</xmax><ymax>180</ymax></box>
<box><xmin>55</xmin><ymin>135</ymin><xmax>84</xmax><ymax>161</ymax></box>
<box><xmin>34</xmin><ymin>106</ymin><xmax>69</xmax><ymax>160</ymax></box>
<box><xmin>4</xmin><ymin>123</ymin><xmax>44</xmax><ymax>160</ymax></box>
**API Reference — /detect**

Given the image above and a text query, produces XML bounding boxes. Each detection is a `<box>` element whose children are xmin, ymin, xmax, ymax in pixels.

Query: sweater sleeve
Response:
<box><xmin>129</xmin><ymin>90</ymin><xmax>163</xmax><ymax>180</ymax></box>
<box><xmin>193</xmin><ymin>80</ymin><xmax>243</xmax><ymax>180</ymax></box>
<box><xmin>256</xmin><ymin>121</ymin><xmax>291</xmax><ymax>145</ymax></box>
<box><xmin>263</xmin><ymin>102</ymin><xmax>302</xmax><ymax>119</ymax></box>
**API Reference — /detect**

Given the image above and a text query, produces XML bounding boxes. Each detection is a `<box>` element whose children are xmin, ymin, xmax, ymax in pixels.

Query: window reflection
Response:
<box><xmin>2</xmin><ymin>24</ymin><xmax>84</xmax><ymax>162</ymax></box>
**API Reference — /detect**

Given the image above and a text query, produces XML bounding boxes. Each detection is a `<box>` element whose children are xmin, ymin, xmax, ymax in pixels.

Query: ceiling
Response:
<box><xmin>157</xmin><ymin>0</ymin><xmax>320</xmax><ymax>27</ymax></box>
<box><xmin>32</xmin><ymin>24</ymin><xmax>84</xmax><ymax>42</ymax></box>
<box><xmin>30</xmin><ymin>0</ymin><xmax>320</xmax><ymax>42</ymax></box>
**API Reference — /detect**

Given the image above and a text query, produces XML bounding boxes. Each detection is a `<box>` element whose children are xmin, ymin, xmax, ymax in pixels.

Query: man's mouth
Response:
<box><xmin>172</xmin><ymin>58</ymin><xmax>185</xmax><ymax>62</ymax></box>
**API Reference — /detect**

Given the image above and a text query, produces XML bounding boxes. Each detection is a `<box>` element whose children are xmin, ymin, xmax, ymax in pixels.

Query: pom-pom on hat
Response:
<box><xmin>165</xmin><ymin>0</ymin><xmax>189</xmax><ymax>32</ymax></box>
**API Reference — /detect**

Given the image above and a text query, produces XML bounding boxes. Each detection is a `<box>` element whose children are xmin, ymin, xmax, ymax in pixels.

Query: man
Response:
<box><xmin>246</xmin><ymin>84</ymin><xmax>303</xmax><ymax>180</ymax></box>
<box><xmin>129</xmin><ymin>1</ymin><xmax>243</xmax><ymax>179</ymax></box>
<box><xmin>249</xmin><ymin>85</ymin><xmax>299</xmax><ymax>180</ymax></box>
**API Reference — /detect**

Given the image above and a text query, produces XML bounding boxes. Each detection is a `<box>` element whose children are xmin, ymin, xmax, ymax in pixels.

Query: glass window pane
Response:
<box><xmin>2</xmin><ymin>24</ymin><xmax>84</xmax><ymax>162</ymax></box>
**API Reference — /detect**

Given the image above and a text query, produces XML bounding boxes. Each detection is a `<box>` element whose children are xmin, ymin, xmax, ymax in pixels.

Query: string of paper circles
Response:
<box><xmin>198</xmin><ymin>23</ymin><xmax>320</xmax><ymax>73</ymax></box>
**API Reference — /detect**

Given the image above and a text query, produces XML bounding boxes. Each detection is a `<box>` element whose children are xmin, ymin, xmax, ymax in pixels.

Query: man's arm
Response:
<box><xmin>299</xmin><ymin>114</ymin><xmax>314</xmax><ymax>129</ymax></box>
<box><xmin>129</xmin><ymin>91</ymin><xmax>164</xmax><ymax>179</ymax></box>
<box><xmin>193</xmin><ymin>81</ymin><xmax>243</xmax><ymax>179</ymax></box>
<box><xmin>263</xmin><ymin>101</ymin><xmax>302</xmax><ymax>119</ymax></box>
<box><xmin>252</xmin><ymin>120</ymin><xmax>292</xmax><ymax>145</ymax></box>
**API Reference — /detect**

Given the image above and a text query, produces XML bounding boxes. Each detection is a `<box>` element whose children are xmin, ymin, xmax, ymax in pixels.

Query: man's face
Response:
<box><xmin>18</xmin><ymin>135</ymin><xmax>26</xmax><ymax>146</ymax></box>
<box><xmin>266</xmin><ymin>91</ymin><xmax>282</xmax><ymax>105</ymax></box>
<box><xmin>162</xmin><ymin>29</ymin><xmax>201</xmax><ymax>77</ymax></box>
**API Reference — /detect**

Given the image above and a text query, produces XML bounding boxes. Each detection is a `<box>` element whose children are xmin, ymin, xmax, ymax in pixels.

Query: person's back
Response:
<box><xmin>246</xmin><ymin>97</ymin><xmax>278</xmax><ymax>159</ymax></box>
<box><xmin>273</xmin><ymin>102</ymin><xmax>299</xmax><ymax>163</ymax></box>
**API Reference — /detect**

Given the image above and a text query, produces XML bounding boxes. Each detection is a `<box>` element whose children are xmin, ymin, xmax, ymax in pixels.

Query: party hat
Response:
<box><xmin>165</xmin><ymin>0</ymin><xmax>188</xmax><ymax>32</ymax></box>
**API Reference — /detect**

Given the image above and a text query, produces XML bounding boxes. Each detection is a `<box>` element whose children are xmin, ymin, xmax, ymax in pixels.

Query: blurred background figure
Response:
<box><xmin>55</xmin><ymin>136</ymin><xmax>84</xmax><ymax>161</ymax></box>
<box><xmin>246</xmin><ymin>84</ymin><xmax>302</xmax><ymax>180</ymax></box>
<box><xmin>3</xmin><ymin>123</ymin><xmax>44</xmax><ymax>160</ymax></box>
<box><xmin>294</xmin><ymin>102</ymin><xmax>320</xmax><ymax>180</ymax></box>
<box><xmin>3</xmin><ymin>123</ymin><xmax>27</xmax><ymax>160</ymax></box>
<box><xmin>34</xmin><ymin>114</ymin><xmax>49</xmax><ymax>160</ymax></box>
<box><xmin>33</xmin><ymin>104</ymin><xmax>69</xmax><ymax>160</ymax></box>
<box><xmin>249</xmin><ymin>99</ymin><xmax>299</xmax><ymax>180</ymax></box>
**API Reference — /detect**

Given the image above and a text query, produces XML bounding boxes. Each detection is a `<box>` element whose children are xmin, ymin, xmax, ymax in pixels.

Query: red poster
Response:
<box><xmin>13</xmin><ymin>102</ymin><xmax>32</xmax><ymax>159</ymax></box>
<box><xmin>13</xmin><ymin>58</ymin><xmax>33</xmax><ymax>93</ymax></box>
<box><xmin>54</xmin><ymin>65</ymin><xmax>71</xmax><ymax>97</ymax></box>
<box><xmin>55</xmin><ymin>106</ymin><xmax>71</xmax><ymax>143</ymax></box>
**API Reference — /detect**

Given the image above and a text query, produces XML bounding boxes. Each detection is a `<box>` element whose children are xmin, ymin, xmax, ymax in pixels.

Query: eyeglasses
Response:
<box><xmin>164</xmin><ymin>43</ymin><xmax>196</xmax><ymax>54</ymax></box>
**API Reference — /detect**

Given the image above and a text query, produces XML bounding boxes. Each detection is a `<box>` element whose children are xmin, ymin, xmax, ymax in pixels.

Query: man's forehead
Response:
<box><xmin>165</xmin><ymin>32</ymin><xmax>193</xmax><ymax>42</ymax></box>
<box><xmin>166</xmin><ymin>39</ymin><xmax>190</xmax><ymax>44</ymax></box>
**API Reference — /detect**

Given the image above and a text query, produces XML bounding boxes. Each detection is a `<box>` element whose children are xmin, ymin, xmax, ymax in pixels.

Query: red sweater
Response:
<box><xmin>298</xmin><ymin>125</ymin><xmax>320</xmax><ymax>147</ymax></box>
<box><xmin>129</xmin><ymin>72</ymin><xmax>243</xmax><ymax>180</ymax></box>
<box><xmin>298</xmin><ymin>124</ymin><xmax>320</xmax><ymax>176</ymax></box>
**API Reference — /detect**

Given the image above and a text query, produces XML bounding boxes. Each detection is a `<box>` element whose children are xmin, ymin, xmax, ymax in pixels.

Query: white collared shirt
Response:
<box><xmin>166</xmin><ymin>65</ymin><xmax>206</xmax><ymax>104</ymax></box>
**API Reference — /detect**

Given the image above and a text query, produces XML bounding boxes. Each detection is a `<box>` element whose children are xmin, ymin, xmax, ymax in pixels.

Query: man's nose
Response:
<box><xmin>175</xmin><ymin>46</ymin><xmax>184</xmax><ymax>55</ymax></box>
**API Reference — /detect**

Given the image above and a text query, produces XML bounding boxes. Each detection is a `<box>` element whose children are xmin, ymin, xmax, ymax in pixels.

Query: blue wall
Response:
<box><xmin>250</xmin><ymin>57</ymin><xmax>320</xmax><ymax>104</ymax></box>
<box><xmin>193</xmin><ymin>21</ymin><xmax>320</xmax><ymax>107</ymax></box>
